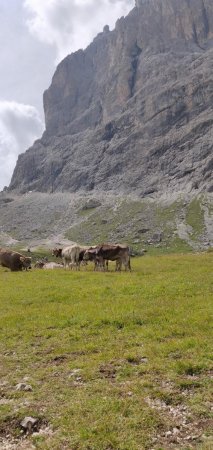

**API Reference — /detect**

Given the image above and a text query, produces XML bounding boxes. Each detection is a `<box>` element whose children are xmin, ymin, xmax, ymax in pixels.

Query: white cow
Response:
<box><xmin>34</xmin><ymin>261</ymin><xmax>64</xmax><ymax>269</ymax></box>
<box><xmin>43</xmin><ymin>262</ymin><xmax>64</xmax><ymax>269</ymax></box>
<box><xmin>52</xmin><ymin>245</ymin><xmax>81</xmax><ymax>270</ymax></box>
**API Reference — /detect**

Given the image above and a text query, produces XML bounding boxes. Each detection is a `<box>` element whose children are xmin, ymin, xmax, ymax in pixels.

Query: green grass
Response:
<box><xmin>64</xmin><ymin>196</ymin><xmax>212</xmax><ymax>256</ymax></box>
<box><xmin>186</xmin><ymin>199</ymin><xmax>205</xmax><ymax>239</ymax></box>
<box><xmin>146</xmin><ymin>236</ymin><xmax>193</xmax><ymax>256</ymax></box>
<box><xmin>0</xmin><ymin>253</ymin><xmax>212</xmax><ymax>449</ymax></box>
<box><xmin>66</xmin><ymin>200</ymin><xmax>147</xmax><ymax>246</ymax></box>
<box><xmin>65</xmin><ymin>199</ymin><xmax>189</xmax><ymax>254</ymax></box>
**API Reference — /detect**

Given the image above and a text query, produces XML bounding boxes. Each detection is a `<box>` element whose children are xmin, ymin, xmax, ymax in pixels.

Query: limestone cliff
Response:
<box><xmin>10</xmin><ymin>0</ymin><xmax>213</xmax><ymax>195</ymax></box>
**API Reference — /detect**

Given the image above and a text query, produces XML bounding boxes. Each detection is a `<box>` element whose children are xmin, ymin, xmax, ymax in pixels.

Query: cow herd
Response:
<box><xmin>52</xmin><ymin>243</ymin><xmax>131</xmax><ymax>271</ymax></box>
<box><xmin>0</xmin><ymin>243</ymin><xmax>131</xmax><ymax>272</ymax></box>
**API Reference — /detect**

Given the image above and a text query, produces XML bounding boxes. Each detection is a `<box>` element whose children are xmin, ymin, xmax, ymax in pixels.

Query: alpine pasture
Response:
<box><xmin>0</xmin><ymin>253</ymin><xmax>212</xmax><ymax>449</ymax></box>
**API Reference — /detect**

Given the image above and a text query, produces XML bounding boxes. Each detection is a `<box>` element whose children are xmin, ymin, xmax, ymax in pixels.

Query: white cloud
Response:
<box><xmin>0</xmin><ymin>101</ymin><xmax>44</xmax><ymax>190</ymax></box>
<box><xmin>24</xmin><ymin>0</ymin><xmax>134</xmax><ymax>61</ymax></box>
<box><xmin>0</xmin><ymin>1</ymin><xmax>56</xmax><ymax>116</ymax></box>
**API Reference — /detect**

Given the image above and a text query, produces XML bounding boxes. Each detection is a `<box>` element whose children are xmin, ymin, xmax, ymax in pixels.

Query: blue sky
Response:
<box><xmin>0</xmin><ymin>0</ymin><xmax>134</xmax><ymax>190</ymax></box>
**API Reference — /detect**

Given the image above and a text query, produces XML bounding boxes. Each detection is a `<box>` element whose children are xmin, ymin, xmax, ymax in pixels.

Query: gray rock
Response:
<box><xmin>20</xmin><ymin>417</ymin><xmax>38</xmax><ymax>433</ymax></box>
<box><xmin>140</xmin><ymin>357</ymin><xmax>148</xmax><ymax>363</ymax></box>
<box><xmin>16</xmin><ymin>383</ymin><xmax>33</xmax><ymax>392</ymax></box>
<box><xmin>138</xmin><ymin>228</ymin><xmax>149</xmax><ymax>234</ymax></box>
<box><xmin>81</xmin><ymin>200</ymin><xmax>102</xmax><ymax>210</ymax></box>
<box><xmin>165</xmin><ymin>431</ymin><xmax>172</xmax><ymax>437</ymax></box>
<box><xmin>9</xmin><ymin>0</ymin><xmax>213</xmax><ymax>196</ymax></box>
<box><xmin>103</xmin><ymin>25</ymin><xmax>110</xmax><ymax>33</ymax></box>
<box><xmin>152</xmin><ymin>232</ymin><xmax>163</xmax><ymax>243</ymax></box>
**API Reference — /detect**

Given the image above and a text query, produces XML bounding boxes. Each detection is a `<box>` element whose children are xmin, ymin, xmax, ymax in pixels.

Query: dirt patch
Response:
<box><xmin>52</xmin><ymin>355</ymin><xmax>68</xmax><ymax>365</ymax></box>
<box><xmin>99</xmin><ymin>364</ymin><xmax>117</xmax><ymax>380</ymax></box>
<box><xmin>0</xmin><ymin>423</ymin><xmax>53</xmax><ymax>450</ymax></box>
<box><xmin>146</xmin><ymin>397</ymin><xmax>213</xmax><ymax>448</ymax></box>
<box><xmin>0</xmin><ymin>416</ymin><xmax>48</xmax><ymax>438</ymax></box>
<box><xmin>0</xmin><ymin>437</ymin><xmax>36</xmax><ymax>450</ymax></box>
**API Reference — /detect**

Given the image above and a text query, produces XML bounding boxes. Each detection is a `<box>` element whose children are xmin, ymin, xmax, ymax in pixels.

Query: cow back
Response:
<box><xmin>97</xmin><ymin>244</ymin><xmax>129</xmax><ymax>261</ymax></box>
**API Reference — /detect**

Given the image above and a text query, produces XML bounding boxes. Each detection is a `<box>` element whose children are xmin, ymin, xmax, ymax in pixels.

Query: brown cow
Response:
<box><xmin>52</xmin><ymin>248</ymin><xmax>63</xmax><ymax>258</ymax></box>
<box><xmin>84</xmin><ymin>244</ymin><xmax>131</xmax><ymax>272</ymax></box>
<box><xmin>82</xmin><ymin>251</ymin><xmax>105</xmax><ymax>271</ymax></box>
<box><xmin>0</xmin><ymin>248</ymin><xmax>32</xmax><ymax>272</ymax></box>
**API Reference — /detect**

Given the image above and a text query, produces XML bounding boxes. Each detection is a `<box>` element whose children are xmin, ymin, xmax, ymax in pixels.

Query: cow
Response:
<box><xmin>34</xmin><ymin>261</ymin><xmax>64</xmax><ymax>269</ymax></box>
<box><xmin>43</xmin><ymin>262</ymin><xmax>64</xmax><ymax>269</ymax></box>
<box><xmin>52</xmin><ymin>245</ymin><xmax>82</xmax><ymax>270</ymax></box>
<box><xmin>84</xmin><ymin>243</ymin><xmax>131</xmax><ymax>272</ymax></box>
<box><xmin>52</xmin><ymin>245</ymin><xmax>94</xmax><ymax>270</ymax></box>
<box><xmin>52</xmin><ymin>248</ymin><xmax>63</xmax><ymax>258</ymax></box>
<box><xmin>82</xmin><ymin>250</ymin><xmax>104</xmax><ymax>271</ymax></box>
<box><xmin>78</xmin><ymin>247</ymin><xmax>90</xmax><ymax>264</ymax></box>
<box><xmin>34</xmin><ymin>260</ymin><xmax>45</xmax><ymax>269</ymax></box>
<box><xmin>0</xmin><ymin>248</ymin><xmax>32</xmax><ymax>272</ymax></box>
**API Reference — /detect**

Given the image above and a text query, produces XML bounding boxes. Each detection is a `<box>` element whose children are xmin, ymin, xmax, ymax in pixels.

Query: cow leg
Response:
<box><xmin>116</xmin><ymin>259</ymin><xmax>122</xmax><ymax>272</ymax></box>
<box><xmin>95</xmin><ymin>257</ymin><xmax>103</xmax><ymax>271</ymax></box>
<box><xmin>101</xmin><ymin>257</ymin><xmax>106</xmax><ymax>271</ymax></box>
<box><xmin>124</xmin><ymin>258</ymin><xmax>131</xmax><ymax>272</ymax></box>
<box><xmin>81</xmin><ymin>261</ymin><xmax>87</xmax><ymax>270</ymax></box>
<box><xmin>96</xmin><ymin>256</ymin><xmax>104</xmax><ymax>271</ymax></box>
<box><xmin>126</xmin><ymin>256</ymin><xmax>131</xmax><ymax>272</ymax></box>
<box><xmin>65</xmin><ymin>258</ymin><xmax>70</xmax><ymax>269</ymax></box>
<box><xmin>96</xmin><ymin>262</ymin><xmax>102</xmax><ymax>271</ymax></box>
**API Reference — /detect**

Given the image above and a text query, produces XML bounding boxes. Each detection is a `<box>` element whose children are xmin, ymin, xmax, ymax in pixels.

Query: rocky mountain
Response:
<box><xmin>9</xmin><ymin>0</ymin><xmax>213</xmax><ymax>196</ymax></box>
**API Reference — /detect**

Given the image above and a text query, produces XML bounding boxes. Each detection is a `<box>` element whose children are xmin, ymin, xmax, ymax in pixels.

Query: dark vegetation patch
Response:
<box><xmin>0</xmin><ymin>415</ymin><xmax>48</xmax><ymax>438</ymax></box>
<box><xmin>0</xmin><ymin>198</ymin><xmax>14</xmax><ymax>205</ymax></box>
<box><xmin>99</xmin><ymin>364</ymin><xmax>117</xmax><ymax>379</ymax></box>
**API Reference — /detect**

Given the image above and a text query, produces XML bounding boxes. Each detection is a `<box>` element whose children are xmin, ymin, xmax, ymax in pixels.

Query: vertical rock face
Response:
<box><xmin>135</xmin><ymin>0</ymin><xmax>146</xmax><ymax>6</ymax></box>
<box><xmin>10</xmin><ymin>0</ymin><xmax>213</xmax><ymax>195</ymax></box>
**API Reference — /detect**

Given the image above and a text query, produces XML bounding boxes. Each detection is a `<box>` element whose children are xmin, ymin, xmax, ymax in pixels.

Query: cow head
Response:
<box><xmin>20</xmin><ymin>256</ymin><xmax>32</xmax><ymax>270</ymax></box>
<box><xmin>52</xmin><ymin>248</ymin><xmax>62</xmax><ymax>257</ymax></box>
<box><xmin>83</xmin><ymin>247</ymin><xmax>99</xmax><ymax>261</ymax></box>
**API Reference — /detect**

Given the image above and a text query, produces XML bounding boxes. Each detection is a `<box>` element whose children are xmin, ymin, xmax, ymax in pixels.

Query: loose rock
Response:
<box><xmin>16</xmin><ymin>383</ymin><xmax>33</xmax><ymax>392</ymax></box>
<box><xmin>20</xmin><ymin>417</ymin><xmax>38</xmax><ymax>433</ymax></box>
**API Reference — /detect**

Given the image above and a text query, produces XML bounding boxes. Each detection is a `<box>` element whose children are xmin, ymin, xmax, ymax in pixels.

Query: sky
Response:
<box><xmin>0</xmin><ymin>0</ymin><xmax>134</xmax><ymax>191</ymax></box>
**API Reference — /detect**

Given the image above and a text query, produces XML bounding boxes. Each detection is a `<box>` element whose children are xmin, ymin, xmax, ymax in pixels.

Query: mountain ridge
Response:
<box><xmin>9</xmin><ymin>0</ymin><xmax>213</xmax><ymax>195</ymax></box>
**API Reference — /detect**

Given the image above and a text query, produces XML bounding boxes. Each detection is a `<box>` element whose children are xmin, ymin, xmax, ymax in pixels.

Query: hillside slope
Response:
<box><xmin>0</xmin><ymin>192</ymin><xmax>212</xmax><ymax>253</ymax></box>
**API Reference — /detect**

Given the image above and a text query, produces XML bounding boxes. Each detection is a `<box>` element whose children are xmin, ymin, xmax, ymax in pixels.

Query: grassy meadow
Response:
<box><xmin>0</xmin><ymin>253</ymin><xmax>212</xmax><ymax>449</ymax></box>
